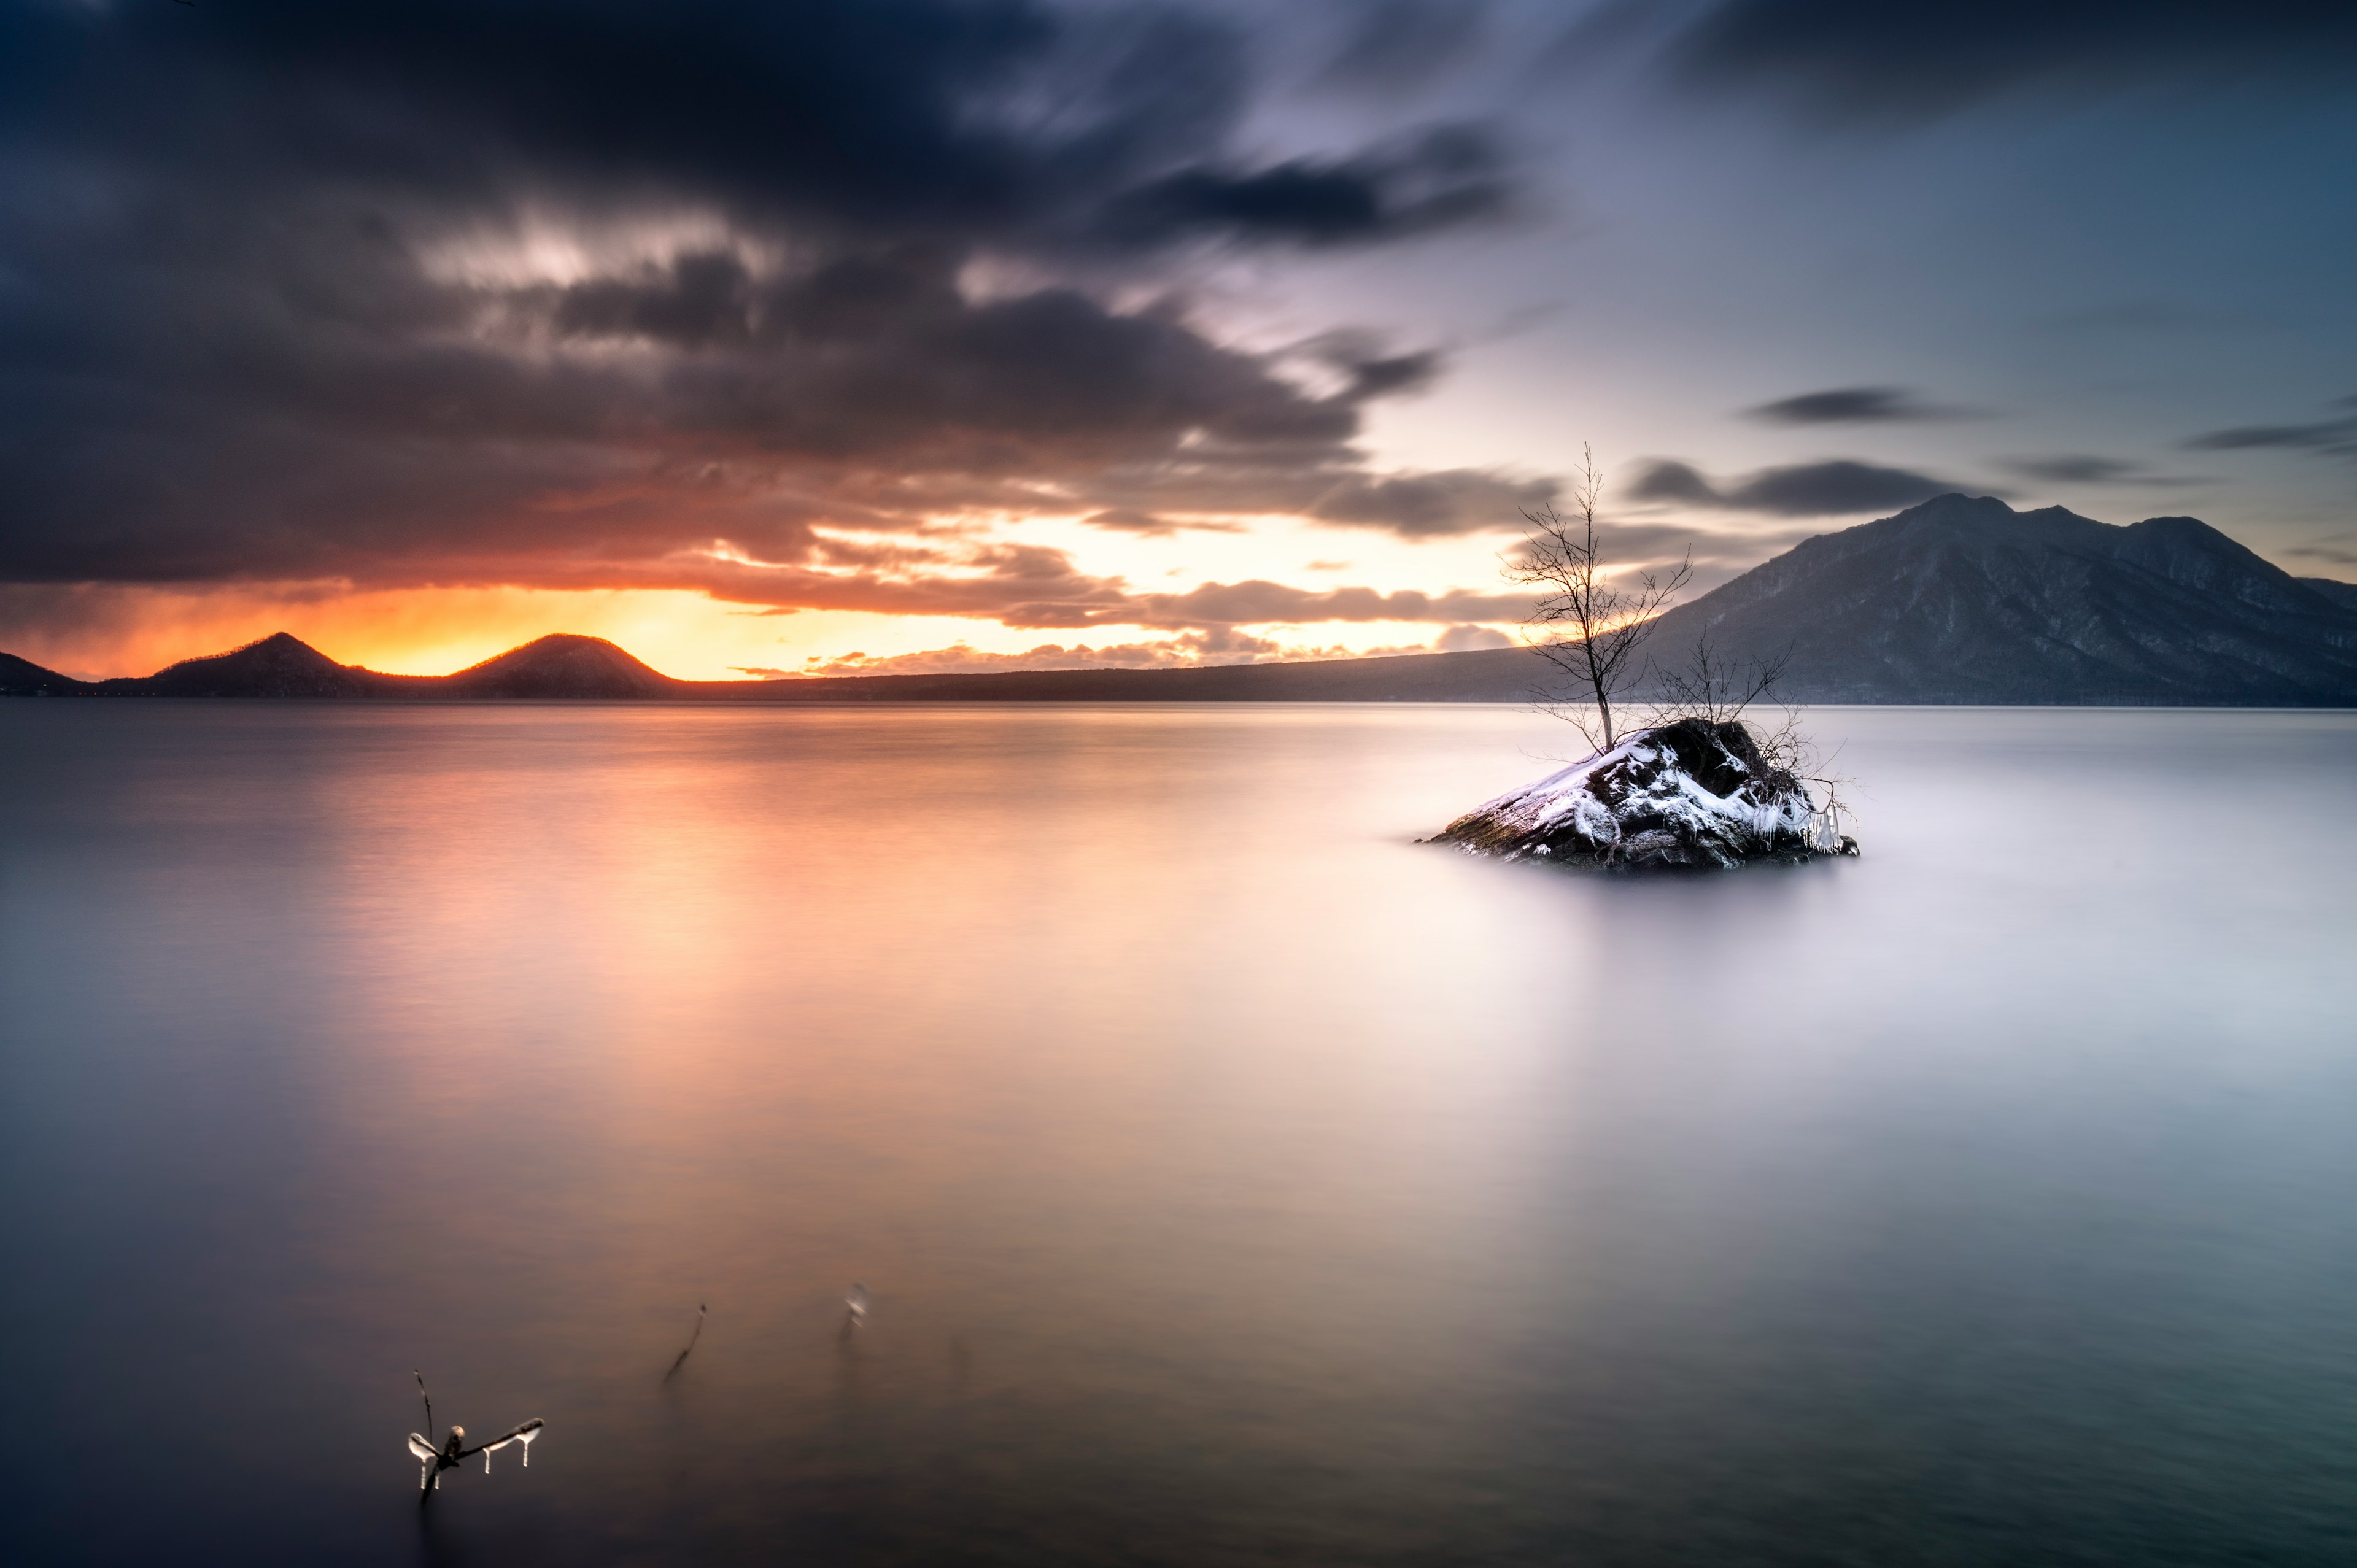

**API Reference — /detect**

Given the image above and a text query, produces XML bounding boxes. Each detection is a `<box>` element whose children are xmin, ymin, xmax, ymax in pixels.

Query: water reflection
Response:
<box><xmin>2</xmin><ymin>704</ymin><xmax>2354</xmax><ymax>1566</ymax></box>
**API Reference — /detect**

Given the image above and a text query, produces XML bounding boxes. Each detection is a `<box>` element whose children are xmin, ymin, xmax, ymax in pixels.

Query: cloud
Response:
<box><xmin>279</xmin><ymin>530</ymin><xmax>1528</xmax><ymax>635</ymax></box>
<box><xmin>0</xmin><ymin>0</ymin><xmax>1522</xmax><ymax>614</ymax></box>
<box><xmin>1658</xmin><ymin>1</ymin><xmax>2357</xmax><ymax>121</ymax></box>
<box><xmin>1495</xmin><ymin>510</ymin><xmax>1808</xmax><ymax>597</ymax></box>
<box><xmin>1306</xmin><ymin>469</ymin><xmax>1554</xmax><ymax>536</ymax></box>
<box><xmin>1055</xmin><ymin>453</ymin><xmax>1549</xmax><ymax>541</ymax></box>
<box><xmin>1620</xmin><ymin>461</ymin><xmax>1718</xmax><ymax>506</ymax></box>
<box><xmin>1095</xmin><ymin>125</ymin><xmax>1511</xmax><ymax>249</ymax></box>
<box><xmin>2000</xmin><ymin>455</ymin><xmax>2135</xmax><ymax>482</ymax></box>
<box><xmin>1080</xmin><ymin>509</ymin><xmax>1241</xmax><ymax>536</ymax></box>
<box><xmin>1114</xmin><ymin>579</ymin><xmax>1530</xmax><ymax>630</ymax></box>
<box><xmin>1628</xmin><ymin>457</ymin><xmax>1977</xmax><ymax>516</ymax></box>
<box><xmin>745</xmin><ymin>632</ymin><xmax>1274</xmax><ymax>678</ymax></box>
<box><xmin>737</xmin><ymin>615</ymin><xmax>1520</xmax><ymax>679</ymax></box>
<box><xmin>1312</xmin><ymin>340</ymin><xmax>1445</xmax><ymax>401</ymax></box>
<box><xmin>2285</xmin><ymin>533</ymin><xmax>2357</xmax><ymax>568</ymax></box>
<box><xmin>2180</xmin><ymin>413</ymin><xmax>2357</xmax><ymax>455</ymax></box>
<box><xmin>1745</xmin><ymin>386</ymin><xmax>1968</xmax><ymax>424</ymax></box>
<box><xmin>1999</xmin><ymin>455</ymin><xmax>2212</xmax><ymax>485</ymax></box>
<box><xmin>1434</xmin><ymin>623</ymin><xmax>1511</xmax><ymax>651</ymax></box>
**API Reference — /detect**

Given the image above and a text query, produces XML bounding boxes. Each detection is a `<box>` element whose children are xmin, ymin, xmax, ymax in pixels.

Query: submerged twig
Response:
<box><xmin>663</xmin><ymin>1303</ymin><xmax>708</xmax><ymax>1383</ymax></box>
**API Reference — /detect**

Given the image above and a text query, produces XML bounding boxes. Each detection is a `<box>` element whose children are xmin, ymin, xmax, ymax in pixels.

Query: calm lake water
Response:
<box><xmin>4</xmin><ymin>702</ymin><xmax>2355</xmax><ymax>1567</ymax></box>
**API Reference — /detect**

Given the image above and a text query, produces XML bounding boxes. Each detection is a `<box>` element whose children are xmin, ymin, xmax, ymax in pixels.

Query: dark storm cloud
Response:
<box><xmin>1096</xmin><ymin>126</ymin><xmax>1509</xmax><ymax>249</ymax></box>
<box><xmin>3</xmin><ymin>0</ymin><xmax>1228</xmax><ymax>241</ymax></box>
<box><xmin>1745</xmin><ymin>387</ymin><xmax>1967</xmax><ymax>425</ymax></box>
<box><xmin>0</xmin><ymin>0</ymin><xmax>1517</xmax><ymax>627</ymax></box>
<box><xmin>1629</xmin><ymin>458</ymin><xmax>1975</xmax><ymax>516</ymax></box>
<box><xmin>1659</xmin><ymin>0</ymin><xmax>2357</xmax><ymax>120</ymax></box>
<box><xmin>521</xmin><ymin>246</ymin><xmax>1365</xmax><ymax>458</ymax></box>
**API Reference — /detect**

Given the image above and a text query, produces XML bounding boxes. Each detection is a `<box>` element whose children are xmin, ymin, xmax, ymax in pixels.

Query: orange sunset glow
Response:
<box><xmin>5</xmin><ymin>581</ymin><xmax>1516</xmax><ymax>685</ymax></box>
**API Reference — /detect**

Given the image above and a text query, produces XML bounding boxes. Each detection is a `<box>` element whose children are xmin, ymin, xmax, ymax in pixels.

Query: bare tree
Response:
<box><xmin>1510</xmin><ymin>445</ymin><xmax>1690</xmax><ymax>752</ymax></box>
<box><xmin>1500</xmin><ymin>464</ymin><xmax>1864</xmax><ymax>855</ymax></box>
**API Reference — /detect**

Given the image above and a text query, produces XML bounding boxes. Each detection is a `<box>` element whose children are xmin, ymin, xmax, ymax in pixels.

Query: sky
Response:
<box><xmin>3</xmin><ymin>0</ymin><xmax>2353</xmax><ymax>681</ymax></box>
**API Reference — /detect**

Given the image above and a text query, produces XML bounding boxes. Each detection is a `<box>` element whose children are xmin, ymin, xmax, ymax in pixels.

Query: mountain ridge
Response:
<box><xmin>6</xmin><ymin>497</ymin><xmax>2355</xmax><ymax>705</ymax></box>
<box><xmin>1637</xmin><ymin>494</ymin><xmax>2357</xmax><ymax>703</ymax></box>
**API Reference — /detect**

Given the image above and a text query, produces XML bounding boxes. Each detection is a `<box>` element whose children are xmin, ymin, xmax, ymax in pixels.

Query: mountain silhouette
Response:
<box><xmin>110</xmin><ymin>631</ymin><xmax>382</xmax><ymax>698</ymax></box>
<box><xmin>1635</xmin><ymin>494</ymin><xmax>2357</xmax><ymax>703</ymax></box>
<box><xmin>438</xmin><ymin>635</ymin><xmax>683</xmax><ymax>698</ymax></box>
<box><xmin>5</xmin><ymin>498</ymin><xmax>2353</xmax><ymax>705</ymax></box>
<box><xmin>0</xmin><ymin>650</ymin><xmax>83</xmax><ymax>696</ymax></box>
<box><xmin>4</xmin><ymin>630</ymin><xmax>692</xmax><ymax>701</ymax></box>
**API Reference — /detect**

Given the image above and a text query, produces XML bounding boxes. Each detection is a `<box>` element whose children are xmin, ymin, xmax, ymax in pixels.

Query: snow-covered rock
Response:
<box><xmin>1431</xmin><ymin>717</ymin><xmax>1856</xmax><ymax>870</ymax></box>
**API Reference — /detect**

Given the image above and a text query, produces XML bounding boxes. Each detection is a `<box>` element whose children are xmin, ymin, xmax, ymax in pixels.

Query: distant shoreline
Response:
<box><xmin>8</xmin><ymin>630</ymin><xmax>2357</xmax><ymax>708</ymax></box>
<box><xmin>12</xmin><ymin>497</ymin><xmax>2357</xmax><ymax>706</ymax></box>
<box><xmin>10</xmin><ymin>632</ymin><xmax>2357</xmax><ymax>708</ymax></box>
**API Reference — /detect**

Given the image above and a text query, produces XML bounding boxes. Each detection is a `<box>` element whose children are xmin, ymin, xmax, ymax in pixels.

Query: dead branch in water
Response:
<box><xmin>664</xmin><ymin>1303</ymin><xmax>708</xmax><ymax>1383</ymax></box>
<box><xmin>408</xmin><ymin>1372</ymin><xmax>544</xmax><ymax>1499</ymax></box>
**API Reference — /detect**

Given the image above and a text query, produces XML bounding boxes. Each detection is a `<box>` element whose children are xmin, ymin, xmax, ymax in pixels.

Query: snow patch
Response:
<box><xmin>1431</xmin><ymin>719</ymin><xmax>1854</xmax><ymax>870</ymax></box>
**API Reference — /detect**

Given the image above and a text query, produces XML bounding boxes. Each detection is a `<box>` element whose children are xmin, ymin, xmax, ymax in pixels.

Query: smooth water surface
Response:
<box><xmin>4</xmin><ymin>703</ymin><xmax>2355</xmax><ymax>1567</ymax></box>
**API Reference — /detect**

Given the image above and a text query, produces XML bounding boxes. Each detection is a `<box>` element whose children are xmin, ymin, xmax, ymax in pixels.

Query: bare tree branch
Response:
<box><xmin>461</xmin><ymin>1418</ymin><xmax>545</xmax><ymax>1465</ymax></box>
<box><xmin>408</xmin><ymin>1373</ymin><xmax>545</xmax><ymax>1497</ymax></box>
<box><xmin>1646</xmin><ymin>632</ymin><xmax>1791</xmax><ymax>725</ymax></box>
<box><xmin>1638</xmin><ymin>630</ymin><xmax>1858</xmax><ymax>850</ymax></box>
<box><xmin>1509</xmin><ymin>444</ymin><xmax>1690</xmax><ymax>752</ymax></box>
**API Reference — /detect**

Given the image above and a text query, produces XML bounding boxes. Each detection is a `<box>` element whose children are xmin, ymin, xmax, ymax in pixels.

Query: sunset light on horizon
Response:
<box><xmin>4</xmin><ymin>3</ymin><xmax>2351</xmax><ymax>684</ymax></box>
<box><xmin>1</xmin><ymin>579</ymin><xmax>1520</xmax><ymax>685</ymax></box>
